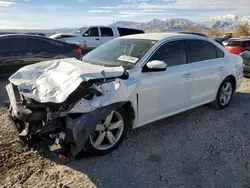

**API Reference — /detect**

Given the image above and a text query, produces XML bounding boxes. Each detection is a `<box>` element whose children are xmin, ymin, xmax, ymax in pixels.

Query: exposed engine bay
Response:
<box><xmin>6</xmin><ymin>58</ymin><xmax>137</xmax><ymax>158</ymax></box>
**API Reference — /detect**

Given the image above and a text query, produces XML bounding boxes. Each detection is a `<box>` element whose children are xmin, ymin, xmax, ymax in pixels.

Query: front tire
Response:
<box><xmin>83</xmin><ymin>108</ymin><xmax>130</xmax><ymax>156</ymax></box>
<box><xmin>210</xmin><ymin>77</ymin><xmax>235</xmax><ymax>109</ymax></box>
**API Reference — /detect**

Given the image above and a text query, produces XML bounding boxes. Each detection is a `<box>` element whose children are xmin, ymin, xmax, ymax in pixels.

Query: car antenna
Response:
<box><xmin>101</xmin><ymin>70</ymin><xmax>106</xmax><ymax>82</ymax></box>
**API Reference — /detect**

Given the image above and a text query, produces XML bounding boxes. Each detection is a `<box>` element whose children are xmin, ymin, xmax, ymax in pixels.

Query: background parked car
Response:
<box><xmin>49</xmin><ymin>26</ymin><xmax>144</xmax><ymax>54</ymax></box>
<box><xmin>0</xmin><ymin>34</ymin><xmax>82</xmax><ymax>76</ymax></box>
<box><xmin>23</xmin><ymin>32</ymin><xmax>46</xmax><ymax>37</ymax></box>
<box><xmin>224</xmin><ymin>38</ymin><xmax>250</xmax><ymax>55</ymax></box>
<box><xmin>240</xmin><ymin>49</ymin><xmax>250</xmax><ymax>77</ymax></box>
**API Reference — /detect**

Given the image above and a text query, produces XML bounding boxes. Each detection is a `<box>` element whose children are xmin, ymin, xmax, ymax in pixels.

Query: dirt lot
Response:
<box><xmin>0</xmin><ymin>78</ymin><xmax>249</xmax><ymax>188</ymax></box>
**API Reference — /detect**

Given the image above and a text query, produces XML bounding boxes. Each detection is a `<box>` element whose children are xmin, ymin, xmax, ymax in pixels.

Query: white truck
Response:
<box><xmin>49</xmin><ymin>26</ymin><xmax>144</xmax><ymax>54</ymax></box>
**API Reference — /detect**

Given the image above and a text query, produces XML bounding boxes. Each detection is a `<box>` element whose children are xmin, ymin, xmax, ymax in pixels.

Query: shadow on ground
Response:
<box><xmin>39</xmin><ymin>91</ymin><xmax>250</xmax><ymax>188</ymax></box>
<box><xmin>2</xmin><ymin>78</ymin><xmax>250</xmax><ymax>188</ymax></box>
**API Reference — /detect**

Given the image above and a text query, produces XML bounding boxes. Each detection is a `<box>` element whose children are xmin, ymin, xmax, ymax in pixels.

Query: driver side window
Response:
<box><xmin>149</xmin><ymin>40</ymin><xmax>187</xmax><ymax>67</ymax></box>
<box><xmin>83</xmin><ymin>27</ymin><xmax>99</xmax><ymax>37</ymax></box>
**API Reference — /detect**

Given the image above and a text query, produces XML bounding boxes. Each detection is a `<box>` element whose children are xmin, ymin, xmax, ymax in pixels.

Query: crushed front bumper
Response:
<box><xmin>5</xmin><ymin>83</ymin><xmax>125</xmax><ymax>158</ymax></box>
<box><xmin>6</xmin><ymin>83</ymin><xmax>47</xmax><ymax>136</ymax></box>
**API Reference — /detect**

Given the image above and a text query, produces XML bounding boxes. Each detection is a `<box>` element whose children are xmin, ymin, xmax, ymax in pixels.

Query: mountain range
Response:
<box><xmin>1</xmin><ymin>14</ymin><xmax>249</xmax><ymax>34</ymax></box>
<box><xmin>111</xmin><ymin>14</ymin><xmax>250</xmax><ymax>32</ymax></box>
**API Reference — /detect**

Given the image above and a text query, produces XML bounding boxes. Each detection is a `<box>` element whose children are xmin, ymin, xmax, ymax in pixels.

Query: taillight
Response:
<box><xmin>74</xmin><ymin>48</ymin><xmax>82</xmax><ymax>55</ymax></box>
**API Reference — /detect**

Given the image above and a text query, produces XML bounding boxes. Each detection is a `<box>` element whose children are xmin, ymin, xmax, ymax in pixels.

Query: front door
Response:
<box><xmin>137</xmin><ymin>40</ymin><xmax>193</xmax><ymax>125</ymax></box>
<box><xmin>82</xmin><ymin>27</ymin><xmax>101</xmax><ymax>52</ymax></box>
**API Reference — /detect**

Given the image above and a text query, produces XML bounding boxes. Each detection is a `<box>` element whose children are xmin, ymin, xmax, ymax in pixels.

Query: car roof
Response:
<box><xmin>0</xmin><ymin>34</ymin><xmax>48</xmax><ymax>39</ymax></box>
<box><xmin>120</xmin><ymin>32</ymin><xmax>205</xmax><ymax>41</ymax></box>
<box><xmin>229</xmin><ymin>38</ymin><xmax>250</xmax><ymax>41</ymax></box>
<box><xmin>0</xmin><ymin>34</ymin><xmax>72</xmax><ymax>45</ymax></box>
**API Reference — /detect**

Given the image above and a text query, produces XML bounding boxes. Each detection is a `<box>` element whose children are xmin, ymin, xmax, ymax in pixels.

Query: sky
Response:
<box><xmin>0</xmin><ymin>0</ymin><xmax>250</xmax><ymax>29</ymax></box>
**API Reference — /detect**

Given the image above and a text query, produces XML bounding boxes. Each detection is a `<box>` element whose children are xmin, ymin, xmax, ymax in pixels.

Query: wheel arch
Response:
<box><xmin>121</xmin><ymin>101</ymin><xmax>135</xmax><ymax>128</ymax></box>
<box><xmin>225</xmin><ymin>75</ymin><xmax>236</xmax><ymax>91</ymax></box>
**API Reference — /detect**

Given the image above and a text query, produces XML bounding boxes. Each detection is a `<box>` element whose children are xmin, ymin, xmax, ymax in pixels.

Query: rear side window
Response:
<box><xmin>100</xmin><ymin>27</ymin><xmax>114</xmax><ymax>37</ymax></box>
<box><xmin>149</xmin><ymin>40</ymin><xmax>187</xmax><ymax>67</ymax></box>
<box><xmin>188</xmin><ymin>40</ymin><xmax>217</xmax><ymax>63</ymax></box>
<box><xmin>118</xmin><ymin>28</ymin><xmax>144</xmax><ymax>37</ymax></box>
<box><xmin>83</xmin><ymin>27</ymin><xmax>99</xmax><ymax>37</ymax></box>
<box><xmin>0</xmin><ymin>37</ymin><xmax>24</xmax><ymax>51</ymax></box>
<box><xmin>226</xmin><ymin>40</ymin><xmax>242</xmax><ymax>46</ymax></box>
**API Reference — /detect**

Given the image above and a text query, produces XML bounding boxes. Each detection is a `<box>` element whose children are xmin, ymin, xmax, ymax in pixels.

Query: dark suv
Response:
<box><xmin>0</xmin><ymin>34</ymin><xmax>82</xmax><ymax>76</ymax></box>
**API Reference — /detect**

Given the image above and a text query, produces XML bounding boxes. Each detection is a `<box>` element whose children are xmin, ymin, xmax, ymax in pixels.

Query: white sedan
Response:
<box><xmin>6</xmin><ymin>33</ymin><xmax>243</xmax><ymax>157</ymax></box>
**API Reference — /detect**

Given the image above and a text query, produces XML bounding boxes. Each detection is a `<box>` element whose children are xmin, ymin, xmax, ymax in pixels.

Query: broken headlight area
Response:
<box><xmin>6</xmin><ymin>78</ymin><xmax>128</xmax><ymax>158</ymax></box>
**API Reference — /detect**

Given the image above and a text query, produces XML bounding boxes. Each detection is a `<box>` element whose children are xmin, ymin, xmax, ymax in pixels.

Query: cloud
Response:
<box><xmin>96</xmin><ymin>0</ymin><xmax>250</xmax><ymax>16</ymax></box>
<box><xmin>97</xmin><ymin>5</ymin><xmax>130</xmax><ymax>9</ymax></box>
<box><xmin>137</xmin><ymin>0</ymin><xmax>250</xmax><ymax>12</ymax></box>
<box><xmin>88</xmin><ymin>10</ymin><xmax>111</xmax><ymax>13</ymax></box>
<box><xmin>119</xmin><ymin>10</ymin><xmax>173</xmax><ymax>16</ymax></box>
<box><xmin>0</xmin><ymin>1</ymin><xmax>16</xmax><ymax>6</ymax></box>
<box><xmin>42</xmin><ymin>5</ymin><xmax>66</xmax><ymax>10</ymax></box>
<box><xmin>122</xmin><ymin>0</ymin><xmax>149</xmax><ymax>2</ymax></box>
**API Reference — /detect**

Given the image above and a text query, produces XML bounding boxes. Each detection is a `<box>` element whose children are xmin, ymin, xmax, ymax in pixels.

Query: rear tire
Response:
<box><xmin>210</xmin><ymin>77</ymin><xmax>235</xmax><ymax>109</ymax></box>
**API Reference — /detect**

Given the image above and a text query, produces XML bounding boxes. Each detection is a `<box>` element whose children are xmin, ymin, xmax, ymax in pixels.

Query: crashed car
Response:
<box><xmin>6</xmin><ymin>33</ymin><xmax>243</xmax><ymax>157</ymax></box>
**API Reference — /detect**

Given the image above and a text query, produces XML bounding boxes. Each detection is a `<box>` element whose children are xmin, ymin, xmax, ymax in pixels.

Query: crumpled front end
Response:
<box><xmin>6</xmin><ymin>77</ymin><xmax>136</xmax><ymax>158</ymax></box>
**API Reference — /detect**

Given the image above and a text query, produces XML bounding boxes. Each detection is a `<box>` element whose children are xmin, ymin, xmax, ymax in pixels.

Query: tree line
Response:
<box><xmin>185</xmin><ymin>23</ymin><xmax>250</xmax><ymax>37</ymax></box>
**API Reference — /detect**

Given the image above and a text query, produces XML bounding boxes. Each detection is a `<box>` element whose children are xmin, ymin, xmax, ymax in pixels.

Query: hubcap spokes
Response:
<box><xmin>219</xmin><ymin>82</ymin><xmax>233</xmax><ymax>106</ymax></box>
<box><xmin>90</xmin><ymin>111</ymin><xmax>124</xmax><ymax>150</ymax></box>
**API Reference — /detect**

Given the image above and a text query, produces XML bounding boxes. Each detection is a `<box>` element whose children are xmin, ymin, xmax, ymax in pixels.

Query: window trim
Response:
<box><xmin>100</xmin><ymin>27</ymin><xmax>114</xmax><ymax>37</ymax></box>
<box><xmin>141</xmin><ymin>39</ymin><xmax>188</xmax><ymax>69</ymax></box>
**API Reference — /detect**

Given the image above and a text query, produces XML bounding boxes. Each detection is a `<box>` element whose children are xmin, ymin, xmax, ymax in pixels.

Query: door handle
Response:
<box><xmin>218</xmin><ymin>66</ymin><xmax>224</xmax><ymax>70</ymax></box>
<box><xmin>183</xmin><ymin>73</ymin><xmax>192</xmax><ymax>78</ymax></box>
<box><xmin>95</xmin><ymin>38</ymin><xmax>100</xmax><ymax>40</ymax></box>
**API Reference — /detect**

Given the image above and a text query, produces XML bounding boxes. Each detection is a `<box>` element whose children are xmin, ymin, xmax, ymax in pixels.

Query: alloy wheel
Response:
<box><xmin>219</xmin><ymin>82</ymin><xmax>233</xmax><ymax>106</ymax></box>
<box><xmin>90</xmin><ymin>111</ymin><xmax>124</xmax><ymax>150</ymax></box>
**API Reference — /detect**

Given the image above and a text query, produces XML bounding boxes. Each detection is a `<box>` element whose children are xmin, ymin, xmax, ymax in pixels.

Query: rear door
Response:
<box><xmin>100</xmin><ymin>27</ymin><xmax>114</xmax><ymax>45</ymax></box>
<box><xmin>0</xmin><ymin>36</ymin><xmax>26</xmax><ymax>76</ymax></box>
<box><xmin>23</xmin><ymin>37</ymin><xmax>66</xmax><ymax>64</ymax></box>
<box><xmin>187</xmin><ymin>39</ymin><xmax>225</xmax><ymax>107</ymax></box>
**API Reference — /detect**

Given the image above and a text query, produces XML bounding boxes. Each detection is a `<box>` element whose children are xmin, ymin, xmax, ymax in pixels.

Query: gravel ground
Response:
<box><xmin>0</xmin><ymin>78</ymin><xmax>250</xmax><ymax>188</ymax></box>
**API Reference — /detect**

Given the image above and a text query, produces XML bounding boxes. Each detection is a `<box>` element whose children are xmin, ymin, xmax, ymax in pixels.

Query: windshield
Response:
<box><xmin>82</xmin><ymin>38</ymin><xmax>158</xmax><ymax>69</ymax></box>
<box><xmin>72</xmin><ymin>27</ymin><xmax>87</xmax><ymax>35</ymax></box>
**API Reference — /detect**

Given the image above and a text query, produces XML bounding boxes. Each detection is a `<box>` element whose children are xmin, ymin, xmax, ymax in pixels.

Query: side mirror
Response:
<box><xmin>143</xmin><ymin>60</ymin><xmax>167</xmax><ymax>72</ymax></box>
<box><xmin>84</xmin><ymin>33</ymin><xmax>89</xmax><ymax>36</ymax></box>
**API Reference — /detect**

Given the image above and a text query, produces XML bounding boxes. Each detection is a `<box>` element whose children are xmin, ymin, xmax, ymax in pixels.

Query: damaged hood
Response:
<box><xmin>9</xmin><ymin>58</ymin><xmax>124</xmax><ymax>103</ymax></box>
